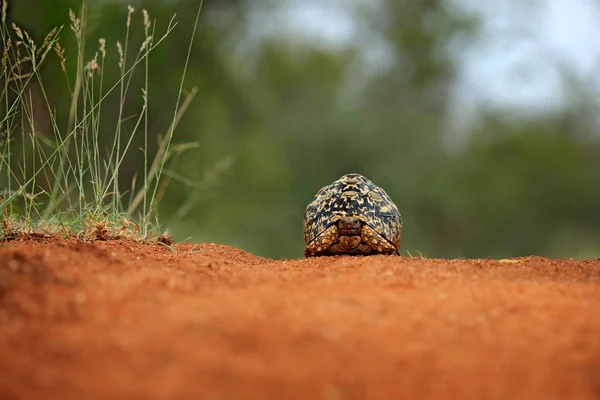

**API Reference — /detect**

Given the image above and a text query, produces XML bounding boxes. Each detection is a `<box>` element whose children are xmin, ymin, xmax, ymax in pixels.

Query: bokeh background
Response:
<box><xmin>7</xmin><ymin>0</ymin><xmax>600</xmax><ymax>259</ymax></box>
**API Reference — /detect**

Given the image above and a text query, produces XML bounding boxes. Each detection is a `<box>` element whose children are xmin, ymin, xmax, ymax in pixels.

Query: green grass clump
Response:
<box><xmin>0</xmin><ymin>0</ymin><xmax>202</xmax><ymax>242</ymax></box>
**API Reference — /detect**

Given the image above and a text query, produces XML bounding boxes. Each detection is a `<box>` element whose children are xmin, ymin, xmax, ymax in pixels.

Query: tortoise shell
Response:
<box><xmin>303</xmin><ymin>173</ymin><xmax>402</xmax><ymax>257</ymax></box>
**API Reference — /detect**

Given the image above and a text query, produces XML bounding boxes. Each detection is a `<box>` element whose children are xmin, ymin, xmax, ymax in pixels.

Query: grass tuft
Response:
<box><xmin>0</xmin><ymin>0</ymin><xmax>203</xmax><ymax>242</ymax></box>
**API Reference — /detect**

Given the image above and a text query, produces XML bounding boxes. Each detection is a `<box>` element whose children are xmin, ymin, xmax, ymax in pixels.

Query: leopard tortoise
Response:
<box><xmin>303</xmin><ymin>173</ymin><xmax>402</xmax><ymax>257</ymax></box>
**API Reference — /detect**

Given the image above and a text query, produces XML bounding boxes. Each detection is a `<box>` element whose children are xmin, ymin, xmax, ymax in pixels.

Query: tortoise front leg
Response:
<box><xmin>304</xmin><ymin>224</ymin><xmax>340</xmax><ymax>257</ymax></box>
<box><xmin>360</xmin><ymin>225</ymin><xmax>398</xmax><ymax>255</ymax></box>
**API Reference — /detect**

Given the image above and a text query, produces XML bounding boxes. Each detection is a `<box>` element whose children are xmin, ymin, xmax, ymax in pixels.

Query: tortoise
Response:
<box><xmin>303</xmin><ymin>173</ymin><xmax>402</xmax><ymax>257</ymax></box>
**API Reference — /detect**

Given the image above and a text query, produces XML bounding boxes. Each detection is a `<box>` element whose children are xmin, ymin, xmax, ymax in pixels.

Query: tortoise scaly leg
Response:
<box><xmin>361</xmin><ymin>225</ymin><xmax>398</xmax><ymax>255</ymax></box>
<box><xmin>304</xmin><ymin>224</ymin><xmax>340</xmax><ymax>257</ymax></box>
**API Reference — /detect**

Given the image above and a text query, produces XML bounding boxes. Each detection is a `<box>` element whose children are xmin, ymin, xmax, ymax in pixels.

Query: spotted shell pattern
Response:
<box><xmin>303</xmin><ymin>173</ymin><xmax>402</xmax><ymax>256</ymax></box>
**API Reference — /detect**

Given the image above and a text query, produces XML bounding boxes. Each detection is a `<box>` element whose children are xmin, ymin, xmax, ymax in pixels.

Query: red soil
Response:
<box><xmin>0</xmin><ymin>236</ymin><xmax>599</xmax><ymax>400</ymax></box>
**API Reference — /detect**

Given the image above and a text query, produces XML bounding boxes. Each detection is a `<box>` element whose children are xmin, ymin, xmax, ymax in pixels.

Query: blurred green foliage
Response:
<box><xmin>5</xmin><ymin>0</ymin><xmax>600</xmax><ymax>258</ymax></box>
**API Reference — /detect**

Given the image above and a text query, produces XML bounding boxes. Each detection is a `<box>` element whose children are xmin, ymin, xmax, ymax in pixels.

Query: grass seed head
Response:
<box><xmin>143</xmin><ymin>9</ymin><xmax>150</xmax><ymax>36</ymax></box>
<box><xmin>69</xmin><ymin>9</ymin><xmax>81</xmax><ymax>37</ymax></box>
<box><xmin>54</xmin><ymin>42</ymin><xmax>66</xmax><ymax>72</ymax></box>
<box><xmin>127</xmin><ymin>5</ymin><xmax>134</xmax><ymax>28</ymax></box>
<box><xmin>85</xmin><ymin>52</ymin><xmax>100</xmax><ymax>77</ymax></box>
<box><xmin>2</xmin><ymin>0</ymin><xmax>7</xmax><ymax>24</ymax></box>
<box><xmin>99</xmin><ymin>38</ymin><xmax>106</xmax><ymax>58</ymax></box>
<box><xmin>15</xmin><ymin>46</ymin><xmax>21</xmax><ymax>74</ymax></box>
<box><xmin>11</xmin><ymin>23</ymin><xmax>23</xmax><ymax>40</ymax></box>
<box><xmin>41</xmin><ymin>27</ymin><xmax>57</xmax><ymax>49</ymax></box>
<box><xmin>38</xmin><ymin>27</ymin><xmax>57</xmax><ymax>57</ymax></box>
<box><xmin>140</xmin><ymin>35</ymin><xmax>152</xmax><ymax>52</ymax></box>
<box><xmin>116</xmin><ymin>40</ymin><xmax>123</xmax><ymax>68</ymax></box>
<box><xmin>1</xmin><ymin>39</ymin><xmax>10</xmax><ymax>69</ymax></box>
<box><xmin>22</xmin><ymin>29</ymin><xmax>35</xmax><ymax>53</ymax></box>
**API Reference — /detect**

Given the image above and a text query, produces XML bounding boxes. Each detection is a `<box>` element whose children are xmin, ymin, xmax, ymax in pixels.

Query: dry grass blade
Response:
<box><xmin>128</xmin><ymin>86</ymin><xmax>199</xmax><ymax>214</ymax></box>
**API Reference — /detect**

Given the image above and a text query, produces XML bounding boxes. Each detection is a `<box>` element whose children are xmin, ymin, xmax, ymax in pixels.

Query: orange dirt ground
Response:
<box><xmin>0</xmin><ymin>235</ymin><xmax>599</xmax><ymax>400</ymax></box>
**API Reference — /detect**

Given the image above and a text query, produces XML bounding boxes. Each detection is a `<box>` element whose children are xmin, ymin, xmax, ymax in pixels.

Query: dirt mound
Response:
<box><xmin>1</xmin><ymin>237</ymin><xmax>599</xmax><ymax>399</ymax></box>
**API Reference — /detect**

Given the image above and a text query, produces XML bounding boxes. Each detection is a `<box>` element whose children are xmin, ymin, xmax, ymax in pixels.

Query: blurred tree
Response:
<box><xmin>423</xmin><ymin>113</ymin><xmax>600</xmax><ymax>258</ymax></box>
